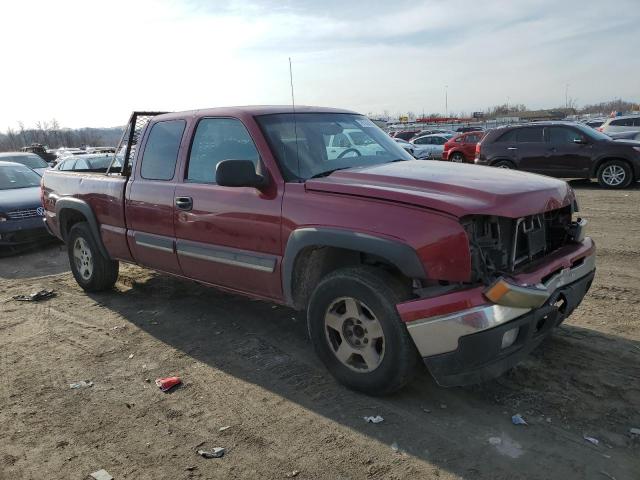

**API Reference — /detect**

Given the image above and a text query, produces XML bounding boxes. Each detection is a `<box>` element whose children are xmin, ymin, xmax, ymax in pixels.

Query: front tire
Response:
<box><xmin>307</xmin><ymin>266</ymin><xmax>418</xmax><ymax>395</ymax></box>
<box><xmin>597</xmin><ymin>160</ymin><xmax>632</xmax><ymax>189</ymax></box>
<box><xmin>67</xmin><ymin>222</ymin><xmax>119</xmax><ymax>292</ymax></box>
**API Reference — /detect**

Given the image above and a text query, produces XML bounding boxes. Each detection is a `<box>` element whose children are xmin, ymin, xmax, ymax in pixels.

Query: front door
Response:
<box><xmin>173</xmin><ymin>117</ymin><xmax>283</xmax><ymax>299</ymax></box>
<box><xmin>125</xmin><ymin>119</ymin><xmax>187</xmax><ymax>274</ymax></box>
<box><xmin>544</xmin><ymin>126</ymin><xmax>592</xmax><ymax>178</ymax></box>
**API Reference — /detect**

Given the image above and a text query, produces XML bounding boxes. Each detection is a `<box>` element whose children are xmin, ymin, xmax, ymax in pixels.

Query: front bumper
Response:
<box><xmin>397</xmin><ymin>238</ymin><xmax>595</xmax><ymax>386</ymax></box>
<box><xmin>0</xmin><ymin>216</ymin><xmax>51</xmax><ymax>246</ymax></box>
<box><xmin>424</xmin><ymin>270</ymin><xmax>594</xmax><ymax>386</ymax></box>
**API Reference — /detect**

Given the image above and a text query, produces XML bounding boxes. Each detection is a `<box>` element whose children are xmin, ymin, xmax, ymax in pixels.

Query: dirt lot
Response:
<box><xmin>1</xmin><ymin>180</ymin><xmax>639</xmax><ymax>480</ymax></box>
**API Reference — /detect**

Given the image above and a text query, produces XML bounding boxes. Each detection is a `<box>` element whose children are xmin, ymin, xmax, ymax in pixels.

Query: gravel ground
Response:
<box><xmin>1</xmin><ymin>180</ymin><xmax>639</xmax><ymax>480</ymax></box>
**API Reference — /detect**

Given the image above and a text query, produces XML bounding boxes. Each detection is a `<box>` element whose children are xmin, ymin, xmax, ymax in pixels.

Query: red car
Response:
<box><xmin>442</xmin><ymin>131</ymin><xmax>484</xmax><ymax>162</ymax></box>
<box><xmin>42</xmin><ymin>107</ymin><xmax>594</xmax><ymax>394</ymax></box>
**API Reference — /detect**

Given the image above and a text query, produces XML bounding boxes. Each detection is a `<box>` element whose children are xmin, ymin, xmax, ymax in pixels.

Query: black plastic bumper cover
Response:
<box><xmin>423</xmin><ymin>269</ymin><xmax>595</xmax><ymax>387</ymax></box>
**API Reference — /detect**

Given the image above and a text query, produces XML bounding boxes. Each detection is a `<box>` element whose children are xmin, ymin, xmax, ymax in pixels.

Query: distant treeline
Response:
<box><xmin>0</xmin><ymin>120</ymin><xmax>124</xmax><ymax>152</ymax></box>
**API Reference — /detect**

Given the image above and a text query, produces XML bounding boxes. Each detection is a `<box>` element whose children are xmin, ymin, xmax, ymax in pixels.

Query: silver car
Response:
<box><xmin>410</xmin><ymin>134</ymin><xmax>453</xmax><ymax>159</ymax></box>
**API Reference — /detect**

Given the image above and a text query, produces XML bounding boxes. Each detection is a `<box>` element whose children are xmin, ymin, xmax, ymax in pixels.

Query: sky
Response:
<box><xmin>1</xmin><ymin>0</ymin><xmax>638</xmax><ymax>129</ymax></box>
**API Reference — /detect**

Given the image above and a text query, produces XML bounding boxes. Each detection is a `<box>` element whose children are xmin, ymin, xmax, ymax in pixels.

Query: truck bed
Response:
<box><xmin>42</xmin><ymin>170</ymin><xmax>132</xmax><ymax>261</ymax></box>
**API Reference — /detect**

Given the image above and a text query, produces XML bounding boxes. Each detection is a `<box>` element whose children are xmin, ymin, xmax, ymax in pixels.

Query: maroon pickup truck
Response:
<box><xmin>41</xmin><ymin>107</ymin><xmax>595</xmax><ymax>394</ymax></box>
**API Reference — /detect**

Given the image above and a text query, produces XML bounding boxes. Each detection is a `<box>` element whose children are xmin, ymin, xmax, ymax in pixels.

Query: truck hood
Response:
<box><xmin>0</xmin><ymin>186</ymin><xmax>42</xmax><ymax>213</ymax></box>
<box><xmin>305</xmin><ymin>160</ymin><xmax>574</xmax><ymax>218</ymax></box>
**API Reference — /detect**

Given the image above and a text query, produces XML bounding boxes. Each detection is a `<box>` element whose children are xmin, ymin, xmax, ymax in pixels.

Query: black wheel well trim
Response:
<box><xmin>282</xmin><ymin>227</ymin><xmax>427</xmax><ymax>306</ymax></box>
<box><xmin>489</xmin><ymin>158</ymin><xmax>515</xmax><ymax>167</ymax></box>
<box><xmin>55</xmin><ymin>198</ymin><xmax>110</xmax><ymax>259</ymax></box>
<box><xmin>591</xmin><ymin>156</ymin><xmax>637</xmax><ymax>179</ymax></box>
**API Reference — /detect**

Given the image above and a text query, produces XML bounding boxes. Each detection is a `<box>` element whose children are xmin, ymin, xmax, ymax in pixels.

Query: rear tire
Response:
<box><xmin>67</xmin><ymin>222</ymin><xmax>119</xmax><ymax>292</ymax></box>
<box><xmin>493</xmin><ymin>160</ymin><xmax>516</xmax><ymax>169</ymax></box>
<box><xmin>307</xmin><ymin>266</ymin><xmax>418</xmax><ymax>395</ymax></box>
<box><xmin>596</xmin><ymin>160</ymin><xmax>632</xmax><ymax>189</ymax></box>
<box><xmin>451</xmin><ymin>152</ymin><xmax>465</xmax><ymax>163</ymax></box>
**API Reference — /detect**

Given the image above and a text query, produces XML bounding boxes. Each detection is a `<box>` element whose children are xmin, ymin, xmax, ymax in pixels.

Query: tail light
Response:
<box><xmin>475</xmin><ymin>143</ymin><xmax>481</xmax><ymax>159</ymax></box>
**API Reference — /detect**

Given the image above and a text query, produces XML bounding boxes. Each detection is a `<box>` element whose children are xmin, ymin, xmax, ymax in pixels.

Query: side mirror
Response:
<box><xmin>216</xmin><ymin>160</ymin><xmax>266</xmax><ymax>189</ymax></box>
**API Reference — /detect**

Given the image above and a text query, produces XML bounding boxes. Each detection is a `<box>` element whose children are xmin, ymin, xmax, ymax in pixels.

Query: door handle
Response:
<box><xmin>507</xmin><ymin>147</ymin><xmax>518</xmax><ymax>150</ymax></box>
<box><xmin>175</xmin><ymin>196</ymin><xmax>193</xmax><ymax>211</ymax></box>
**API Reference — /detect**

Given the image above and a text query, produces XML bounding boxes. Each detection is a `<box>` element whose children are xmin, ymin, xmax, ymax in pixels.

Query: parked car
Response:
<box><xmin>0</xmin><ymin>152</ymin><xmax>50</xmax><ymax>176</ymax></box>
<box><xmin>0</xmin><ymin>161</ymin><xmax>51</xmax><ymax>248</ymax></box>
<box><xmin>325</xmin><ymin>129</ymin><xmax>385</xmax><ymax>158</ymax></box>
<box><xmin>390</xmin><ymin>130</ymin><xmax>422</xmax><ymax>141</ymax></box>
<box><xmin>42</xmin><ymin>107</ymin><xmax>595</xmax><ymax>395</ymax></box>
<box><xmin>410</xmin><ymin>134</ymin><xmax>454</xmax><ymax>159</ymax></box>
<box><xmin>455</xmin><ymin>126</ymin><xmax>484</xmax><ymax>133</ymax></box>
<box><xmin>609</xmin><ymin>131</ymin><xmax>640</xmax><ymax>141</ymax></box>
<box><xmin>475</xmin><ymin>122</ymin><xmax>640</xmax><ymax>188</ymax></box>
<box><xmin>583</xmin><ymin>119</ymin><xmax>605</xmax><ymax>129</ymax></box>
<box><xmin>55</xmin><ymin>154</ymin><xmax>118</xmax><ymax>171</ymax></box>
<box><xmin>393</xmin><ymin>138</ymin><xmax>415</xmax><ymax>156</ymax></box>
<box><xmin>416</xmin><ymin>128</ymin><xmax>454</xmax><ymax>137</ymax></box>
<box><xmin>599</xmin><ymin>114</ymin><xmax>640</xmax><ymax>134</ymax></box>
<box><xmin>442</xmin><ymin>131</ymin><xmax>485</xmax><ymax>163</ymax></box>
<box><xmin>20</xmin><ymin>143</ymin><xmax>57</xmax><ymax>163</ymax></box>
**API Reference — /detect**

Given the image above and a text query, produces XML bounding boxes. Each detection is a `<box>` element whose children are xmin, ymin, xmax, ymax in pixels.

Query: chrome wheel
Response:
<box><xmin>324</xmin><ymin>297</ymin><xmax>385</xmax><ymax>372</ymax></box>
<box><xmin>73</xmin><ymin>237</ymin><xmax>93</xmax><ymax>281</ymax></box>
<box><xmin>452</xmin><ymin>153</ymin><xmax>464</xmax><ymax>163</ymax></box>
<box><xmin>601</xmin><ymin>164</ymin><xmax>626</xmax><ymax>186</ymax></box>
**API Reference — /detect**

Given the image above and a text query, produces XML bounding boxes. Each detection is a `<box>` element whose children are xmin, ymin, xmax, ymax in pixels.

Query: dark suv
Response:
<box><xmin>475</xmin><ymin>122</ymin><xmax>640</xmax><ymax>188</ymax></box>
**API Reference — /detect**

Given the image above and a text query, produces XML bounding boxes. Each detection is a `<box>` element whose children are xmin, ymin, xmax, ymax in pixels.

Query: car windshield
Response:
<box><xmin>1</xmin><ymin>154</ymin><xmax>48</xmax><ymax>169</ymax></box>
<box><xmin>573</xmin><ymin>123</ymin><xmax>611</xmax><ymax>141</ymax></box>
<box><xmin>257</xmin><ymin>113</ymin><xmax>413</xmax><ymax>180</ymax></box>
<box><xmin>0</xmin><ymin>164</ymin><xmax>42</xmax><ymax>189</ymax></box>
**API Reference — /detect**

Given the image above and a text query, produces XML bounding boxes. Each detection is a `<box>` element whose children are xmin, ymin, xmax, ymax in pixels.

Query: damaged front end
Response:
<box><xmin>462</xmin><ymin>202</ymin><xmax>586</xmax><ymax>286</ymax></box>
<box><xmin>397</xmin><ymin>201</ymin><xmax>595</xmax><ymax>387</ymax></box>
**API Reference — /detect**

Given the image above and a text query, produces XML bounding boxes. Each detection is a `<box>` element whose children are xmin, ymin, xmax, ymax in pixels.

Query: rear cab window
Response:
<box><xmin>140</xmin><ymin>120</ymin><xmax>186</xmax><ymax>180</ymax></box>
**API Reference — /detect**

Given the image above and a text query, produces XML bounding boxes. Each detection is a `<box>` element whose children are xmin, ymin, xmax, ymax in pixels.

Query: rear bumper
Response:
<box><xmin>397</xmin><ymin>238</ymin><xmax>595</xmax><ymax>386</ymax></box>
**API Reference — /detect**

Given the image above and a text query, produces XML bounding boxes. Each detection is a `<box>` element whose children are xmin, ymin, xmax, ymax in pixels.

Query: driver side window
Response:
<box><xmin>187</xmin><ymin>118</ymin><xmax>260</xmax><ymax>184</ymax></box>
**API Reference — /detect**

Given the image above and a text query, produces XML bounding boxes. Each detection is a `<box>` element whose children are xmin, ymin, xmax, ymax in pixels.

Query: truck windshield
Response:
<box><xmin>257</xmin><ymin>113</ymin><xmax>412</xmax><ymax>181</ymax></box>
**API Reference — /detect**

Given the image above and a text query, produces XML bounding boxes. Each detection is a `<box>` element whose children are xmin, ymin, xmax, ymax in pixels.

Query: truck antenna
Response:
<box><xmin>289</xmin><ymin>57</ymin><xmax>301</xmax><ymax>179</ymax></box>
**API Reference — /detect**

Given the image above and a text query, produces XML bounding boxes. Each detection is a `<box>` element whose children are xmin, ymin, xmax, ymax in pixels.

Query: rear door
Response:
<box><xmin>173</xmin><ymin>117</ymin><xmax>283</xmax><ymax>299</ymax></box>
<box><xmin>462</xmin><ymin>133</ymin><xmax>481</xmax><ymax>160</ymax></box>
<box><xmin>544</xmin><ymin>126</ymin><xmax>592</xmax><ymax>178</ymax></box>
<box><xmin>514</xmin><ymin>127</ymin><xmax>548</xmax><ymax>174</ymax></box>
<box><xmin>125</xmin><ymin>119</ymin><xmax>186</xmax><ymax>274</ymax></box>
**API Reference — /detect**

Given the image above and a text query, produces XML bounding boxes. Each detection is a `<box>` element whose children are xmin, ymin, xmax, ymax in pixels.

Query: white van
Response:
<box><xmin>600</xmin><ymin>115</ymin><xmax>640</xmax><ymax>135</ymax></box>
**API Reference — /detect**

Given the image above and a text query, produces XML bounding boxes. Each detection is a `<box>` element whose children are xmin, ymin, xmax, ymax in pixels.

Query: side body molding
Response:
<box><xmin>282</xmin><ymin>227</ymin><xmax>426</xmax><ymax>304</ymax></box>
<box><xmin>55</xmin><ymin>197</ymin><xmax>111</xmax><ymax>259</ymax></box>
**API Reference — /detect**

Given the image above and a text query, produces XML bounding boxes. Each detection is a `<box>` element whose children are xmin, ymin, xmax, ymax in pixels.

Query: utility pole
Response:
<box><xmin>445</xmin><ymin>85</ymin><xmax>448</xmax><ymax>117</ymax></box>
<box><xmin>565</xmin><ymin>83</ymin><xmax>569</xmax><ymax>109</ymax></box>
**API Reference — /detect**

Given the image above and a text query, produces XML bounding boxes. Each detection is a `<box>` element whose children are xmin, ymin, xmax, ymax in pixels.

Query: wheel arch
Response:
<box><xmin>282</xmin><ymin>228</ymin><xmax>426</xmax><ymax>310</ymax></box>
<box><xmin>591</xmin><ymin>156</ymin><xmax>637</xmax><ymax>180</ymax></box>
<box><xmin>55</xmin><ymin>198</ymin><xmax>110</xmax><ymax>259</ymax></box>
<box><xmin>489</xmin><ymin>157</ymin><xmax>516</xmax><ymax>167</ymax></box>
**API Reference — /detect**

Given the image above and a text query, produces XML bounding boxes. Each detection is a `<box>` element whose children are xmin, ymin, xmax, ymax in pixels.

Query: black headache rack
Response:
<box><xmin>107</xmin><ymin>111</ymin><xmax>169</xmax><ymax>176</ymax></box>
